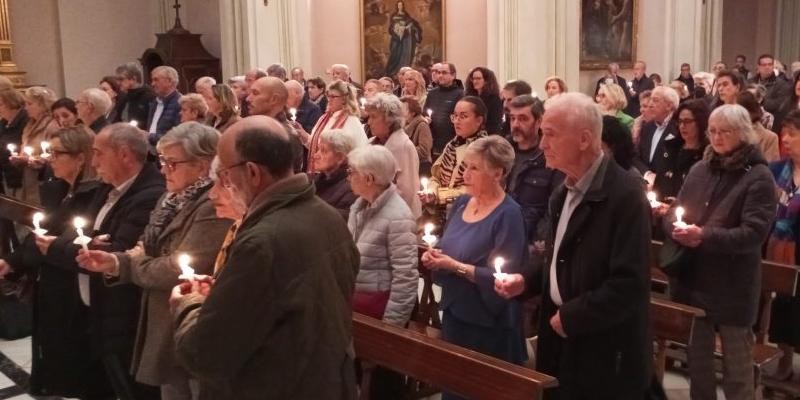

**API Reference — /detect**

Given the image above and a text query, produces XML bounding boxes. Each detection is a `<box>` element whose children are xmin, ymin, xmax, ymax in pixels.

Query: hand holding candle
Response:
<box><xmin>647</xmin><ymin>191</ymin><xmax>659</xmax><ymax>208</ymax></box>
<box><xmin>673</xmin><ymin>206</ymin><xmax>688</xmax><ymax>229</ymax></box>
<box><xmin>177</xmin><ymin>254</ymin><xmax>196</xmax><ymax>281</ymax></box>
<box><xmin>73</xmin><ymin>217</ymin><xmax>90</xmax><ymax>250</ymax></box>
<box><xmin>6</xmin><ymin>143</ymin><xmax>17</xmax><ymax>156</ymax></box>
<box><xmin>40</xmin><ymin>141</ymin><xmax>50</xmax><ymax>158</ymax></box>
<box><xmin>23</xmin><ymin>146</ymin><xmax>34</xmax><ymax>158</ymax></box>
<box><xmin>288</xmin><ymin>107</ymin><xmax>297</xmax><ymax>121</ymax></box>
<box><xmin>359</xmin><ymin>97</ymin><xmax>367</xmax><ymax>108</ymax></box>
<box><xmin>32</xmin><ymin>212</ymin><xmax>48</xmax><ymax>236</ymax></box>
<box><xmin>422</xmin><ymin>222</ymin><xmax>437</xmax><ymax>249</ymax></box>
<box><xmin>493</xmin><ymin>256</ymin><xmax>507</xmax><ymax>282</ymax></box>
<box><xmin>426</xmin><ymin>108</ymin><xmax>433</xmax><ymax>118</ymax></box>
<box><xmin>419</xmin><ymin>177</ymin><xmax>430</xmax><ymax>193</ymax></box>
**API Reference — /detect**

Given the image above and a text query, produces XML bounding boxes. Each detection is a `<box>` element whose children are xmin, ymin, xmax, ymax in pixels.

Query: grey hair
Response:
<box><xmin>319</xmin><ymin>129</ymin><xmax>356</xmax><ymax>156</ymax></box>
<box><xmin>115</xmin><ymin>61</ymin><xmax>144</xmax><ymax>84</ymax></box>
<box><xmin>347</xmin><ymin>144</ymin><xmax>397</xmax><ymax>187</ymax></box>
<box><xmin>79</xmin><ymin>88</ymin><xmax>112</xmax><ymax>117</ymax></box>
<box><xmin>651</xmin><ymin>86</ymin><xmax>680</xmax><ymax>110</ymax></box>
<box><xmin>178</xmin><ymin>93</ymin><xmax>208</xmax><ymax>117</ymax></box>
<box><xmin>465</xmin><ymin>135</ymin><xmax>515</xmax><ymax>178</ymax></box>
<box><xmin>209</xmin><ymin>156</ymin><xmax>221</xmax><ymax>180</ymax></box>
<box><xmin>152</xmin><ymin>66</ymin><xmax>179</xmax><ymax>85</ymax></box>
<box><xmin>366</xmin><ymin>93</ymin><xmax>404</xmax><ymax>132</ymax></box>
<box><xmin>544</xmin><ymin>92</ymin><xmax>603</xmax><ymax>141</ymax></box>
<box><xmin>156</xmin><ymin>121</ymin><xmax>220</xmax><ymax>160</ymax></box>
<box><xmin>195</xmin><ymin>76</ymin><xmax>216</xmax><ymax>88</ymax></box>
<box><xmin>267</xmin><ymin>63</ymin><xmax>287</xmax><ymax>80</ymax></box>
<box><xmin>228</xmin><ymin>75</ymin><xmax>245</xmax><ymax>84</ymax></box>
<box><xmin>331</xmin><ymin>64</ymin><xmax>350</xmax><ymax>75</ymax></box>
<box><xmin>285</xmin><ymin>80</ymin><xmax>305</xmax><ymax>96</ymax></box>
<box><xmin>710</xmin><ymin>104</ymin><xmax>758</xmax><ymax>145</ymax></box>
<box><xmin>104</xmin><ymin>123</ymin><xmax>149</xmax><ymax>163</ymax></box>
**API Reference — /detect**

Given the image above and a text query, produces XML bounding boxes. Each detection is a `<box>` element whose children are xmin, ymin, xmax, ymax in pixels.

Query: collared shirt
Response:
<box><xmin>78</xmin><ymin>172</ymin><xmax>139</xmax><ymax>306</ymax></box>
<box><xmin>549</xmin><ymin>153</ymin><xmax>604</xmax><ymax>306</ymax></box>
<box><xmin>148</xmin><ymin>97</ymin><xmax>165</xmax><ymax>134</ymax></box>
<box><xmin>649</xmin><ymin>116</ymin><xmax>671</xmax><ymax>163</ymax></box>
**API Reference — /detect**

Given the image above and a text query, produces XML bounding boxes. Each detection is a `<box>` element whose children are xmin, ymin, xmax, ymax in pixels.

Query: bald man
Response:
<box><xmin>170</xmin><ymin>116</ymin><xmax>359</xmax><ymax>400</ymax></box>
<box><xmin>247</xmin><ymin>77</ymin><xmax>306</xmax><ymax>171</ymax></box>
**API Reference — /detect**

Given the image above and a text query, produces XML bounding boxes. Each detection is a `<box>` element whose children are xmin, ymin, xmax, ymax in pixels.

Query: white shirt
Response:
<box><xmin>648</xmin><ymin>116</ymin><xmax>671</xmax><ymax>163</ymax></box>
<box><xmin>549</xmin><ymin>154</ymin><xmax>604</xmax><ymax>306</ymax></box>
<box><xmin>148</xmin><ymin>97</ymin><xmax>165</xmax><ymax>135</ymax></box>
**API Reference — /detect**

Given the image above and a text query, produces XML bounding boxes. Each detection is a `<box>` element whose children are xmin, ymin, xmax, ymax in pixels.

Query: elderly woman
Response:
<box><xmin>206</xmin><ymin>83</ymin><xmax>240</xmax><ymax>133</ymax></box>
<box><xmin>312</xmin><ymin>129</ymin><xmax>358</xmax><ymax>220</ymax></box>
<box><xmin>664</xmin><ymin>104</ymin><xmax>776</xmax><ymax>400</ymax></box>
<box><xmin>51</xmin><ymin>98</ymin><xmax>79</xmax><ymax>128</ymax></box>
<box><xmin>178</xmin><ymin>93</ymin><xmax>209</xmax><ymax>124</ymax></box>
<box><xmin>401</xmin><ymin>69</ymin><xmax>427</xmax><ymax>107</ymax></box>
<box><xmin>99</xmin><ymin>76</ymin><xmax>121</xmax><ymax>122</ymax></box>
<box><xmin>0</xmin><ymin>126</ymin><xmax>106</xmax><ymax>398</ymax></box>
<box><xmin>365</xmin><ymin>93</ymin><xmax>421</xmax><ymax>217</ymax></box>
<box><xmin>422</xmin><ymin>136</ymin><xmax>527</xmax><ymax>400</ymax></box>
<box><xmin>544</xmin><ymin>76</ymin><xmax>567</xmax><ymax>99</ymax></box>
<box><xmin>737</xmin><ymin>91</ymin><xmax>780</xmax><ymax>162</ymax></box>
<box><xmin>465</xmin><ymin>67</ymin><xmax>503</xmax><ymax>135</ymax></box>
<box><xmin>400</xmin><ymin>96</ymin><xmax>433</xmax><ymax>174</ymax></box>
<box><xmin>597</xmin><ymin>83</ymin><xmax>634</xmax><ymax>131</ymax></box>
<box><xmin>76</xmin><ymin>88</ymin><xmax>112</xmax><ymax>133</ymax></box>
<box><xmin>77</xmin><ymin>122</ymin><xmax>232</xmax><ymax>399</ymax></box>
<box><xmin>0</xmin><ymin>89</ymin><xmax>28</xmax><ymax>193</ymax></box>
<box><xmin>9</xmin><ymin>86</ymin><xmax>58</xmax><ymax>205</ymax></box>
<box><xmin>304</xmin><ymin>79</ymin><xmax>368</xmax><ymax>173</ymax></box>
<box><xmin>422</xmin><ymin>96</ymin><xmax>489</xmax><ymax>205</ymax></box>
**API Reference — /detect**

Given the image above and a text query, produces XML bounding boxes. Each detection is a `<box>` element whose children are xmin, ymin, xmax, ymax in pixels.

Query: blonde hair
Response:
<box><xmin>599</xmin><ymin>83</ymin><xmax>627</xmax><ymax>112</ymax></box>
<box><xmin>402</xmin><ymin>70</ymin><xmax>427</xmax><ymax>99</ymax></box>
<box><xmin>327</xmin><ymin>79</ymin><xmax>360</xmax><ymax>116</ymax></box>
<box><xmin>23</xmin><ymin>86</ymin><xmax>57</xmax><ymax>111</ymax></box>
<box><xmin>178</xmin><ymin>94</ymin><xmax>208</xmax><ymax>119</ymax></box>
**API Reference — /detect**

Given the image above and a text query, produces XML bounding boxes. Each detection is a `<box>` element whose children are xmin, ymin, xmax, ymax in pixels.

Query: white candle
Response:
<box><xmin>359</xmin><ymin>97</ymin><xmax>367</xmax><ymax>108</ymax></box>
<box><xmin>129</xmin><ymin>120</ymin><xmax>139</xmax><ymax>128</ymax></box>
<box><xmin>23</xmin><ymin>146</ymin><xmax>33</xmax><ymax>157</ymax></box>
<box><xmin>288</xmin><ymin>107</ymin><xmax>297</xmax><ymax>121</ymax></box>
<box><xmin>6</xmin><ymin>143</ymin><xmax>17</xmax><ymax>156</ymax></box>
<box><xmin>40</xmin><ymin>141</ymin><xmax>50</xmax><ymax>158</ymax></box>
<box><xmin>647</xmin><ymin>191</ymin><xmax>659</xmax><ymax>208</ymax></box>
<box><xmin>493</xmin><ymin>256</ymin><xmax>507</xmax><ymax>281</ymax></box>
<box><xmin>426</xmin><ymin>108</ymin><xmax>433</xmax><ymax>118</ymax></box>
<box><xmin>673</xmin><ymin>206</ymin><xmax>688</xmax><ymax>229</ymax></box>
<box><xmin>177</xmin><ymin>253</ymin><xmax>196</xmax><ymax>281</ymax></box>
<box><xmin>420</xmin><ymin>177</ymin><xmax>430</xmax><ymax>193</ymax></box>
<box><xmin>32</xmin><ymin>212</ymin><xmax>47</xmax><ymax>236</ymax></box>
<box><xmin>72</xmin><ymin>217</ymin><xmax>90</xmax><ymax>250</ymax></box>
<box><xmin>627</xmin><ymin>81</ymin><xmax>633</xmax><ymax>88</ymax></box>
<box><xmin>422</xmin><ymin>222</ymin><xmax>437</xmax><ymax>248</ymax></box>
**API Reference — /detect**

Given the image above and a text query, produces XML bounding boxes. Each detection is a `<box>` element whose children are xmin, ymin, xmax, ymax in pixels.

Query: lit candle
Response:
<box><xmin>426</xmin><ymin>108</ymin><xmax>433</xmax><ymax>118</ymax></box>
<box><xmin>420</xmin><ymin>177</ymin><xmax>430</xmax><ymax>194</ymax></box>
<box><xmin>647</xmin><ymin>191</ymin><xmax>659</xmax><ymax>208</ymax></box>
<box><xmin>40</xmin><ymin>141</ymin><xmax>50</xmax><ymax>158</ymax></box>
<box><xmin>288</xmin><ymin>107</ymin><xmax>297</xmax><ymax>121</ymax></box>
<box><xmin>532</xmin><ymin>91</ymin><xmax>539</xmax><ymax>99</ymax></box>
<box><xmin>6</xmin><ymin>143</ymin><xmax>17</xmax><ymax>156</ymax></box>
<box><xmin>627</xmin><ymin>81</ymin><xmax>633</xmax><ymax>88</ymax></box>
<box><xmin>129</xmin><ymin>120</ymin><xmax>139</xmax><ymax>128</ymax></box>
<box><xmin>493</xmin><ymin>256</ymin><xmax>507</xmax><ymax>281</ymax></box>
<box><xmin>177</xmin><ymin>253</ymin><xmax>196</xmax><ymax>281</ymax></box>
<box><xmin>422</xmin><ymin>222</ymin><xmax>437</xmax><ymax>249</ymax></box>
<box><xmin>359</xmin><ymin>97</ymin><xmax>367</xmax><ymax>108</ymax></box>
<box><xmin>23</xmin><ymin>146</ymin><xmax>34</xmax><ymax>158</ymax></box>
<box><xmin>673</xmin><ymin>206</ymin><xmax>688</xmax><ymax>229</ymax></box>
<box><xmin>72</xmin><ymin>217</ymin><xmax>90</xmax><ymax>251</ymax></box>
<box><xmin>32</xmin><ymin>212</ymin><xmax>47</xmax><ymax>236</ymax></box>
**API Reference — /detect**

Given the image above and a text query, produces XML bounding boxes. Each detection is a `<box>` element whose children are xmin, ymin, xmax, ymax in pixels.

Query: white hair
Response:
<box><xmin>79</xmin><ymin>88</ymin><xmax>112</xmax><ymax>117</ymax></box>
<box><xmin>319</xmin><ymin>129</ymin><xmax>356</xmax><ymax>156</ymax></box>
<box><xmin>331</xmin><ymin>64</ymin><xmax>350</xmax><ymax>75</ymax></box>
<box><xmin>544</xmin><ymin>92</ymin><xmax>603</xmax><ymax>141</ymax></box>
<box><xmin>693</xmin><ymin>72</ymin><xmax>715</xmax><ymax>86</ymax></box>
<box><xmin>195</xmin><ymin>76</ymin><xmax>216</xmax><ymax>88</ymax></box>
<box><xmin>152</xmin><ymin>66</ymin><xmax>179</xmax><ymax>85</ymax></box>
<box><xmin>710</xmin><ymin>104</ymin><xmax>758</xmax><ymax>145</ymax></box>
<box><xmin>651</xmin><ymin>86</ymin><xmax>680</xmax><ymax>110</ymax></box>
<box><xmin>284</xmin><ymin>80</ymin><xmax>305</xmax><ymax>96</ymax></box>
<box><xmin>157</xmin><ymin>121</ymin><xmax>220</xmax><ymax>159</ymax></box>
<box><xmin>347</xmin><ymin>145</ymin><xmax>397</xmax><ymax>187</ymax></box>
<box><xmin>366</xmin><ymin>93</ymin><xmax>404</xmax><ymax>132</ymax></box>
<box><xmin>228</xmin><ymin>75</ymin><xmax>245</xmax><ymax>84</ymax></box>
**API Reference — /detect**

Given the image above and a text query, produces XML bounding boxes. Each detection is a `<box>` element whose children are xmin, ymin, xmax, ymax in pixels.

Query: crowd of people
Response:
<box><xmin>0</xmin><ymin>52</ymin><xmax>796</xmax><ymax>400</ymax></box>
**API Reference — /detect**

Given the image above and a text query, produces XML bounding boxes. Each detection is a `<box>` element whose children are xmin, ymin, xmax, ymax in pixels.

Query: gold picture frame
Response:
<box><xmin>580</xmin><ymin>0</ymin><xmax>638</xmax><ymax>70</ymax></box>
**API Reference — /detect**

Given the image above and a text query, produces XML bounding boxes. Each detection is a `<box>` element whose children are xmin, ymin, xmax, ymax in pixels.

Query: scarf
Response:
<box><xmin>142</xmin><ymin>177</ymin><xmax>213</xmax><ymax>256</ymax></box>
<box><xmin>307</xmin><ymin>110</ymin><xmax>350</xmax><ymax>173</ymax></box>
<box><xmin>438</xmin><ymin>130</ymin><xmax>488</xmax><ymax>187</ymax></box>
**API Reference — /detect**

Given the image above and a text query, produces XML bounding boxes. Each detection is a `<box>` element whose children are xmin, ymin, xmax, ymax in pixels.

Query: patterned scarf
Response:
<box><xmin>767</xmin><ymin>159</ymin><xmax>800</xmax><ymax>264</ymax></box>
<box><xmin>438</xmin><ymin>130</ymin><xmax>488</xmax><ymax>187</ymax></box>
<box><xmin>142</xmin><ymin>177</ymin><xmax>213</xmax><ymax>256</ymax></box>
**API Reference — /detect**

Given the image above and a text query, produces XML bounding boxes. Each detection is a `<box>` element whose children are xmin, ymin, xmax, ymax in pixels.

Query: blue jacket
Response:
<box><xmin>146</xmin><ymin>90</ymin><xmax>182</xmax><ymax>145</ymax></box>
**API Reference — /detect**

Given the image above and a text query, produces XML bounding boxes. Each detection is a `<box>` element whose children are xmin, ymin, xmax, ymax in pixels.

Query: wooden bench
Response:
<box><xmin>649</xmin><ymin>297</ymin><xmax>705</xmax><ymax>381</ymax></box>
<box><xmin>354</xmin><ymin>312</ymin><xmax>558</xmax><ymax>400</ymax></box>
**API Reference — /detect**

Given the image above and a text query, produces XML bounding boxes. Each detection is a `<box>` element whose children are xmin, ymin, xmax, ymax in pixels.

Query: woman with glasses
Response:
<box><xmin>205</xmin><ymin>84</ymin><xmax>241</xmax><ymax>133</ymax></box>
<box><xmin>0</xmin><ymin>126</ymin><xmax>106</xmax><ymax>398</ymax></box>
<box><xmin>465</xmin><ymin>67</ymin><xmax>503</xmax><ymax>135</ymax></box>
<box><xmin>76</xmin><ymin>122</ymin><xmax>232</xmax><ymax>399</ymax></box>
<box><xmin>303</xmin><ymin>79</ymin><xmax>368</xmax><ymax>174</ymax></box>
<box><xmin>421</xmin><ymin>96</ymin><xmax>489</xmax><ymax>205</ymax></box>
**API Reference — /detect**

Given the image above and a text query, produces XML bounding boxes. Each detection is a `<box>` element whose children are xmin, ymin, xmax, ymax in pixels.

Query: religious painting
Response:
<box><xmin>360</xmin><ymin>0</ymin><xmax>445</xmax><ymax>80</ymax></box>
<box><xmin>580</xmin><ymin>0</ymin><xmax>638</xmax><ymax>70</ymax></box>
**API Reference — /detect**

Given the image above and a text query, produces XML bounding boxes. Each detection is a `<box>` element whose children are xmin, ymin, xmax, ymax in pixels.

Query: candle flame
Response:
<box><xmin>426</xmin><ymin>108</ymin><xmax>433</xmax><ymax>117</ymax></box>
<box><xmin>40</xmin><ymin>141</ymin><xmax>50</xmax><ymax>152</ymax></box>
<box><xmin>178</xmin><ymin>254</ymin><xmax>195</xmax><ymax>278</ymax></box>
<box><xmin>23</xmin><ymin>146</ymin><xmax>34</xmax><ymax>156</ymax></box>
<box><xmin>494</xmin><ymin>256</ymin><xmax>505</xmax><ymax>275</ymax></box>
<box><xmin>532</xmin><ymin>91</ymin><xmax>539</xmax><ymax>98</ymax></box>
<box><xmin>73</xmin><ymin>216</ymin><xmax>86</xmax><ymax>229</ymax></box>
<box><xmin>675</xmin><ymin>206</ymin><xmax>685</xmax><ymax>222</ymax></box>
<box><xmin>420</xmin><ymin>177</ymin><xmax>429</xmax><ymax>191</ymax></box>
<box><xmin>33</xmin><ymin>212</ymin><xmax>44</xmax><ymax>225</ymax></box>
<box><xmin>129</xmin><ymin>120</ymin><xmax>138</xmax><ymax>128</ymax></box>
<box><xmin>646</xmin><ymin>191</ymin><xmax>657</xmax><ymax>203</ymax></box>
<box><xmin>6</xmin><ymin>143</ymin><xmax>16</xmax><ymax>153</ymax></box>
<box><xmin>424</xmin><ymin>222</ymin><xmax>434</xmax><ymax>235</ymax></box>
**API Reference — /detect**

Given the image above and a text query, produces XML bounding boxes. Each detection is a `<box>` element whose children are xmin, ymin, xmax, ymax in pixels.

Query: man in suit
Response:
<box><xmin>496</xmin><ymin>93</ymin><xmax>652</xmax><ymax>399</ymax></box>
<box><xmin>594</xmin><ymin>62</ymin><xmax>629</xmax><ymax>102</ymax></box>
<box><xmin>146</xmin><ymin>66</ymin><xmax>182</xmax><ymax>146</ymax></box>
<box><xmin>625</xmin><ymin>61</ymin><xmax>655</xmax><ymax>118</ymax></box>
<box><xmin>634</xmin><ymin>86</ymin><xmax>682</xmax><ymax>184</ymax></box>
<box><xmin>42</xmin><ymin>122</ymin><xmax>166</xmax><ymax>399</ymax></box>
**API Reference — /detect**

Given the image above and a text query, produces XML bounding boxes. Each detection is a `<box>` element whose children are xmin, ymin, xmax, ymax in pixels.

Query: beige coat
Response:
<box><xmin>16</xmin><ymin>115</ymin><xmax>57</xmax><ymax>205</ymax></box>
<box><xmin>754</xmin><ymin>122</ymin><xmax>780</xmax><ymax>163</ymax></box>
<box><xmin>371</xmin><ymin>129</ymin><xmax>421</xmax><ymax>218</ymax></box>
<box><xmin>112</xmin><ymin>192</ymin><xmax>231</xmax><ymax>385</ymax></box>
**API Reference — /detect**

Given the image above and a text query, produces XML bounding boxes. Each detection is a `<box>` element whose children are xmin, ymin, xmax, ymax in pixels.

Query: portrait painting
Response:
<box><xmin>360</xmin><ymin>0</ymin><xmax>445</xmax><ymax>80</ymax></box>
<box><xmin>580</xmin><ymin>0</ymin><xmax>638</xmax><ymax>69</ymax></box>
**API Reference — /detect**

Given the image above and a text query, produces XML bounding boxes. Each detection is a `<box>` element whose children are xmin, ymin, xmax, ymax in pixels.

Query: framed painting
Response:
<box><xmin>580</xmin><ymin>0</ymin><xmax>638</xmax><ymax>70</ymax></box>
<box><xmin>360</xmin><ymin>0</ymin><xmax>446</xmax><ymax>80</ymax></box>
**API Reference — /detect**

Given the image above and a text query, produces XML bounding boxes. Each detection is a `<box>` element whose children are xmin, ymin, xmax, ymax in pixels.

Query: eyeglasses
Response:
<box><xmin>49</xmin><ymin>149</ymin><xmax>76</xmax><ymax>158</ymax></box>
<box><xmin>450</xmin><ymin>113</ymin><xmax>474</xmax><ymax>122</ymax></box>
<box><xmin>158</xmin><ymin>156</ymin><xmax>195</xmax><ymax>171</ymax></box>
<box><xmin>326</xmin><ymin>92</ymin><xmax>343</xmax><ymax>99</ymax></box>
<box><xmin>708</xmin><ymin>128</ymin><xmax>734</xmax><ymax>137</ymax></box>
<box><xmin>216</xmin><ymin>161</ymin><xmax>247</xmax><ymax>179</ymax></box>
<box><xmin>677</xmin><ymin>118</ymin><xmax>696</xmax><ymax>126</ymax></box>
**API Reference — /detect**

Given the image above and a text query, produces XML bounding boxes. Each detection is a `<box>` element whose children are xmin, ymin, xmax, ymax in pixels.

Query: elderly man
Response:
<box><xmin>330</xmin><ymin>63</ymin><xmax>363</xmax><ymax>94</ymax></box>
<box><xmin>194</xmin><ymin>76</ymin><xmax>216</xmax><ymax>98</ymax></box>
<box><xmin>634</xmin><ymin>86</ymin><xmax>681</xmax><ymax>182</ymax></box>
<box><xmin>76</xmin><ymin>88</ymin><xmax>112</xmax><ymax>133</ymax></box>
<box><xmin>750</xmin><ymin>53</ymin><xmax>793</xmax><ymax>129</ymax></box>
<box><xmin>625</xmin><ymin>61</ymin><xmax>655</xmax><ymax>117</ymax></box>
<box><xmin>248</xmin><ymin>76</ymin><xmax>306</xmax><ymax>171</ymax></box>
<box><xmin>267</xmin><ymin>63</ymin><xmax>288</xmax><ymax>81</ymax></box>
<box><xmin>44</xmin><ymin>122</ymin><xmax>165</xmax><ymax>399</ymax></box>
<box><xmin>423</xmin><ymin>62</ymin><xmax>464</xmax><ymax>158</ymax></box>
<box><xmin>114</xmin><ymin>61</ymin><xmax>155</xmax><ymax>124</ymax></box>
<box><xmin>285</xmin><ymin>79</ymin><xmax>322</xmax><ymax>133</ymax></box>
<box><xmin>594</xmin><ymin>62</ymin><xmax>629</xmax><ymax>101</ymax></box>
<box><xmin>496</xmin><ymin>93</ymin><xmax>651</xmax><ymax>399</ymax></box>
<box><xmin>169</xmin><ymin>116</ymin><xmax>359</xmax><ymax>399</ymax></box>
<box><xmin>146</xmin><ymin>66</ymin><xmax>182</xmax><ymax>145</ymax></box>
<box><xmin>290</xmin><ymin>67</ymin><xmax>306</xmax><ymax>86</ymax></box>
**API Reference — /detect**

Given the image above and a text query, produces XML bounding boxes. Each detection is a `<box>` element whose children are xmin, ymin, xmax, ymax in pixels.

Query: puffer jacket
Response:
<box><xmin>348</xmin><ymin>185</ymin><xmax>419</xmax><ymax>326</ymax></box>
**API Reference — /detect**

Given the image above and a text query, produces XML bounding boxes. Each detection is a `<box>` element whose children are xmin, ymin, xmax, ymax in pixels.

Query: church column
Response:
<box><xmin>0</xmin><ymin>0</ymin><xmax>26</xmax><ymax>86</ymax></box>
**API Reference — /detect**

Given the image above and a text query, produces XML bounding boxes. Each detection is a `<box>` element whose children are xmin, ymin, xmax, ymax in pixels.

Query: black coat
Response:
<box><xmin>46</xmin><ymin>163</ymin><xmax>165</xmax><ymax>358</ymax></box>
<box><xmin>479</xmin><ymin>93</ymin><xmax>503</xmax><ymax>135</ymax></box>
<box><xmin>624</xmin><ymin>76</ymin><xmax>655</xmax><ymax>117</ymax></box>
<box><xmin>505</xmin><ymin>144</ymin><xmax>564</xmax><ymax>241</ymax></box>
<box><xmin>113</xmin><ymin>85</ymin><xmax>155</xmax><ymax>124</ymax></box>
<box><xmin>652</xmin><ymin>139</ymin><xmax>705</xmax><ymax>200</ymax></box>
<box><xmin>634</xmin><ymin>119</ymin><xmax>681</xmax><ymax>174</ymax></box>
<box><xmin>750</xmin><ymin>74</ymin><xmax>794</xmax><ymax>131</ymax></box>
<box><xmin>0</xmin><ymin>109</ymin><xmax>28</xmax><ymax>190</ymax></box>
<box><xmin>423</xmin><ymin>84</ymin><xmax>464</xmax><ymax>156</ymax></box>
<box><xmin>4</xmin><ymin>178</ymin><xmax>107</xmax><ymax>397</ymax></box>
<box><xmin>314</xmin><ymin>164</ymin><xmax>357</xmax><ymax>221</ymax></box>
<box><xmin>525</xmin><ymin>157</ymin><xmax>652</xmax><ymax>399</ymax></box>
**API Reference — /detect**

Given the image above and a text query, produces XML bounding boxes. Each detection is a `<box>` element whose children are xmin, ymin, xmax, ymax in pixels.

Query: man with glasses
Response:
<box><xmin>750</xmin><ymin>53</ymin><xmax>793</xmax><ymax>130</ymax></box>
<box><xmin>634</xmin><ymin>86</ymin><xmax>681</xmax><ymax>184</ymax></box>
<box><xmin>423</xmin><ymin>62</ymin><xmax>464</xmax><ymax>158</ymax></box>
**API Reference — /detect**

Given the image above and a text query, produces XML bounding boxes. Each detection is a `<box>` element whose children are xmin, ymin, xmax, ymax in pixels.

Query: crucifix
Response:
<box><xmin>171</xmin><ymin>0</ymin><xmax>185</xmax><ymax>31</ymax></box>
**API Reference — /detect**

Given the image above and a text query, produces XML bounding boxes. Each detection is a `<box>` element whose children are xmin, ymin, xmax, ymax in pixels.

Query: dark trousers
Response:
<box><xmin>102</xmin><ymin>354</ymin><xmax>161</xmax><ymax>400</ymax></box>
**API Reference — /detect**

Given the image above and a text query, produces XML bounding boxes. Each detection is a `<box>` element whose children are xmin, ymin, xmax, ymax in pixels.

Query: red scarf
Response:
<box><xmin>307</xmin><ymin>110</ymin><xmax>350</xmax><ymax>173</ymax></box>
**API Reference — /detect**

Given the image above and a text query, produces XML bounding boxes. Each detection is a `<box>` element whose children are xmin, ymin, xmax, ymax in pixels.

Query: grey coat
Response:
<box><xmin>112</xmin><ymin>191</ymin><xmax>232</xmax><ymax>385</ymax></box>
<box><xmin>664</xmin><ymin>144</ymin><xmax>777</xmax><ymax>326</ymax></box>
<box><xmin>348</xmin><ymin>185</ymin><xmax>419</xmax><ymax>326</ymax></box>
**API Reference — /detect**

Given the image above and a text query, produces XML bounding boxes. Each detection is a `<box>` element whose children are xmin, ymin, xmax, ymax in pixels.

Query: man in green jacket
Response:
<box><xmin>170</xmin><ymin>116</ymin><xmax>359</xmax><ymax>399</ymax></box>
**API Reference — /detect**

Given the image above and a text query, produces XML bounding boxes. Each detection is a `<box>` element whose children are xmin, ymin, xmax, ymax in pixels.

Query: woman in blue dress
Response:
<box><xmin>421</xmin><ymin>135</ymin><xmax>527</xmax><ymax>400</ymax></box>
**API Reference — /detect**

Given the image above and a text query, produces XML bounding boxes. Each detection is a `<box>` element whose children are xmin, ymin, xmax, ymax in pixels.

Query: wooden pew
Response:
<box><xmin>353</xmin><ymin>313</ymin><xmax>558</xmax><ymax>400</ymax></box>
<box><xmin>649</xmin><ymin>297</ymin><xmax>705</xmax><ymax>382</ymax></box>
